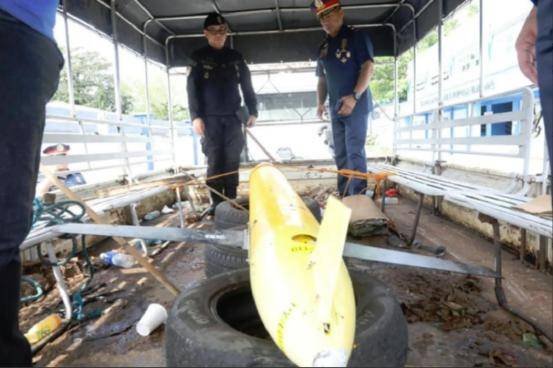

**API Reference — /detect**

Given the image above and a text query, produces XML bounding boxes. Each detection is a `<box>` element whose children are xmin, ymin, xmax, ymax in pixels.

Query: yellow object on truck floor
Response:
<box><xmin>24</xmin><ymin>314</ymin><xmax>63</xmax><ymax>345</ymax></box>
<box><xmin>249</xmin><ymin>163</ymin><xmax>355</xmax><ymax>367</ymax></box>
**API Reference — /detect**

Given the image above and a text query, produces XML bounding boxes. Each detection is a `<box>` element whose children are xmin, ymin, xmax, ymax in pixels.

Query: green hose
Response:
<box><xmin>25</xmin><ymin>199</ymin><xmax>97</xmax><ymax>321</ymax></box>
<box><xmin>20</xmin><ymin>276</ymin><xmax>44</xmax><ymax>303</ymax></box>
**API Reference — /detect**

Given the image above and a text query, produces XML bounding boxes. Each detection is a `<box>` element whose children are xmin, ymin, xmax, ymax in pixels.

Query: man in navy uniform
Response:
<box><xmin>0</xmin><ymin>0</ymin><xmax>63</xmax><ymax>365</ymax></box>
<box><xmin>313</xmin><ymin>0</ymin><xmax>375</xmax><ymax>197</ymax></box>
<box><xmin>187</xmin><ymin>13</ymin><xmax>258</xmax><ymax>214</ymax></box>
<box><xmin>517</xmin><ymin>0</ymin><xmax>552</xmax><ymax>187</ymax></box>
<box><xmin>37</xmin><ymin>144</ymin><xmax>87</xmax><ymax>197</ymax></box>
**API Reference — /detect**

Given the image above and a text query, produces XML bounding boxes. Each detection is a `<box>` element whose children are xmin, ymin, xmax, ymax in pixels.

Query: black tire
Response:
<box><xmin>166</xmin><ymin>269</ymin><xmax>408</xmax><ymax>367</ymax></box>
<box><xmin>214</xmin><ymin>199</ymin><xmax>250</xmax><ymax>230</ymax></box>
<box><xmin>214</xmin><ymin>196</ymin><xmax>321</xmax><ymax>230</ymax></box>
<box><xmin>207</xmin><ymin>197</ymin><xmax>322</xmax><ymax>277</ymax></box>
<box><xmin>205</xmin><ymin>242</ymin><xmax>249</xmax><ymax>278</ymax></box>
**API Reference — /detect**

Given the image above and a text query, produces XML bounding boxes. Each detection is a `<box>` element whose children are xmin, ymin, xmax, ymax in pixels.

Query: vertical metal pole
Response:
<box><xmin>544</xmin><ymin>140</ymin><xmax>551</xmax><ymax>195</ymax></box>
<box><xmin>394</xmin><ymin>57</ymin><xmax>399</xmax><ymax>119</ymax></box>
<box><xmin>538</xmin><ymin>236</ymin><xmax>547</xmax><ymax>271</ymax></box>
<box><xmin>143</xmin><ymin>35</ymin><xmax>154</xmax><ymax>172</ymax></box>
<box><xmin>46</xmin><ymin>242</ymin><xmax>72</xmax><ymax>321</ymax></box>
<box><xmin>175</xmin><ymin>187</ymin><xmax>186</xmax><ymax>228</ymax></box>
<box><xmin>393</xmin><ymin>56</ymin><xmax>399</xmax><ymax>157</ymax></box>
<box><xmin>62</xmin><ymin>4</ymin><xmax>75</xmax><ymax>115</ymax></box>
<box><xmin>437</xmin><ymin>0</ymin><xmax>444</xmax><ymax>164</ymax></box>
<box><xmin>380</xmin><ymin>179</ymin><xmax>388</xmax><ymax>214</ymax></box>
<box><xmin>491</xmin><ymin>220</ymin><xmax>506</xmax><ymax>305</ymax></box>
<box><xmin>479</xmin><ymin>0</ymin><xmax>484</xmax><ymax>98</ymax></box>
<box><xmin>164</xmin><ymin>46</ymin><xmax>177</xmax><ymax>168</ymax></box>
<box><xmin>111</xmin><ymin>2</ymin><xmax>122</xmax><ymax>118</ymax></box>
<box><xmin>63</xmin><ymin>6</ymin><xmax>91</xmax><ymax>170</ymax></box>
<box><xmin>167</xmin><ymin>69</ymin><xmax>177</xmax><ymax>168</ymax></box>
<box><xmin>409</xmin><ymin>193</ymin><xmax>425</xmax><ymax>246</ymax></box>
<box><xmin>522</xmin><ymin>89</ymin><xmax>534</xmax><ymax>177</ymax></box>
<box><xmin>413</xmin><ymin>27</ymin><xmax>417</xmax><ymax>114</ymax></box>
<box><xmin>111</xmin><ymin>1</ymin><xmax>134</xmax><ymax>181</ymax></box>
<box><xmin>129</xmin><ymin>203</ymin><xmax>148</xmax><ymax>256</ymax></box>
<box><xmin>520</xmin><ymin>228</ymin><xmax>527</xmax><ymax>263</ymax></box>
<box><xmin>130</xmin><ymin>203</ymin><xmax>140</xmax><ymax>226</ymax></box>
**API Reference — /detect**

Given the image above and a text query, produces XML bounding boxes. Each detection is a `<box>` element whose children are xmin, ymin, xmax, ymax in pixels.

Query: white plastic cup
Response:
<box><xmin>136</xmin><ymin>303</ymin><xmax>168</xmax><ymax>337</ymax></box>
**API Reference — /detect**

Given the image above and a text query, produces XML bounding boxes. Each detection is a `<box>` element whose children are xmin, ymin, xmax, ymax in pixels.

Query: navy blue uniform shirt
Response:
<box><xmin>316</xmin><ymin>24</ymin><xmax>375</xmax><ymax>116</ymax></box>
<box><xmin>187</xmin><ymin>45</ymin><xmax>258</xmax><ymax>120</ymax></box>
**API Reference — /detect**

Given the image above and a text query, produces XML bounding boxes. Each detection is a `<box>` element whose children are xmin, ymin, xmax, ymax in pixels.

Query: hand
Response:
<box><xmin>192</xmin><ymin>118</ymin><xmax>205</xmax><ymax>136</ymax></box>
<box><xmin>317</xmin><ymin>103</ymin><xmax>329</xmax><ymax>121</ymax></box>
<box><xmin>246</xmin><ymin>115</ymin><xmax>257</xmax><ymax>127</ymax></box>
<box><xmin>338</xmin><ymin>95</ymin><xmax>357</xmax><ymax>117</ymax></box>
<box><xmin>516</xmin><ymin>9</ymin><xmax>538</xmax><ymax>85</ymax></box>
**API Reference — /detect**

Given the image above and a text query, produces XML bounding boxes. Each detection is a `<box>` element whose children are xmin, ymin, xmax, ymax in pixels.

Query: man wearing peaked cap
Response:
<box><xmin>312</xmin><ymin>0</ymin><xmax>376</xmax><ymax>197</ymax></box>
<box><xmin>311</xmin><ymin>0</ymin><xmax>341</xmax><ymax>17</ymax></box>
<box><xmin>42</xmin><ymin>143</ymin><xmax>70</xmax><ymax>155</ymax></box>
<box><xmin>187</xmin><ymin>12</ymin><xmax>258</xmax><ymax>215</ymax></box>
<box><xmin>37</xmin><ymin>144</ymin><xmax>87</xmax><ymax>196</ymax></box>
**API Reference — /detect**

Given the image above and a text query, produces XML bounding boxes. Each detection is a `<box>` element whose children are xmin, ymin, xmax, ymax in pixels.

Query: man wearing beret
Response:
<box><xmin>187</xmin><ymin>12</ymin><xmax>258</xmax><ymax>214</ymax></box>
<box><xmin>516</xmin><ymin>0</ymin><xmax>552</xmax><ymax>187</ymax></box>
<box><xmin>0</xmin><ymin>1</ymin><xmax>63</xmax><ymax>365</ymax></box>
<box><xmin>313</xmin><ymin>0</ymin><xmax>375</xmax><ymax>197</ymax></box>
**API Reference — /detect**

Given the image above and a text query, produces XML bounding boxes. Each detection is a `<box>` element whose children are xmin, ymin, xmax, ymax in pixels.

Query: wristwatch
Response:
<box><xmin>353</xmin><ymin>91</ymin><xmax>363</xmax><ymax>101</ymax></box>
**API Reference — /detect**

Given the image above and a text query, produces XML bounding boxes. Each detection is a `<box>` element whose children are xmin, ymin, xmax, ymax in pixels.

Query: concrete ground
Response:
<box><xmin>20</xmin><ymin>193</ymin><xmax>553</xmax><ymax>367</ymax></box>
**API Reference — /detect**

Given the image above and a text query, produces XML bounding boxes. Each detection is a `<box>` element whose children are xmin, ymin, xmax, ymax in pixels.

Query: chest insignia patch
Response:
<box><xmin>335</xmin><ymin>38</ymin><xmax>351</xmax><ymax>64</ymax></box>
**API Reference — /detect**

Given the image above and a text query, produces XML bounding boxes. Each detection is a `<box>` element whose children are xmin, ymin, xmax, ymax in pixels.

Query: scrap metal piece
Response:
<box><xmin>54</xmin><ymin>223</ymin><xmax>245</xmax><ymax>248</ymax></box>
<box><xmin>343</xmin><ymin>242</ymin><xmax>498</xmax><ymax>278</ymax></box>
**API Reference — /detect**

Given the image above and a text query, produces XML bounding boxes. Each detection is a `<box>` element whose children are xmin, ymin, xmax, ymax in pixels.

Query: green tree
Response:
<box><xmin>371</xmin><ymin>56</ymin><xmax>410</xmax><ymax>104</ymax></box>
<box><xmin>120</xmin><ymin>65</ymin><xmax>190</xmax><ymax>121</ymax></box>
<box><xmin>54</xmin><ymin>48</ymin><xmax>134</xmax><ymax>113</ymax></box>
<box><xmin>370</xmin><ymin>1</ymin><xmax>479</xmax><ymax>105</ymax></box>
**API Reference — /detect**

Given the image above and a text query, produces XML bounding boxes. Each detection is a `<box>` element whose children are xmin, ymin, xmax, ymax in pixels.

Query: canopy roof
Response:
<box><xmin>63</xmin><ymin>0</ymin><xmax>468</xmax><ymax>66</ymax></box>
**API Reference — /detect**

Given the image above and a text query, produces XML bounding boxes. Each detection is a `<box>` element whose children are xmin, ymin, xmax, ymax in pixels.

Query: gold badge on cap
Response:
<box><xmin>315</xmin><ymin>0</ymin><xmax>324</xmax><ymax>10</ymax></box>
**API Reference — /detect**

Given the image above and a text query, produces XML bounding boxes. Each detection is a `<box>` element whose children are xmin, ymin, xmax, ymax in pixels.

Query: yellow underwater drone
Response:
<box><xmin>249</xmin><ymin>163</ymin><xmax>356</xmax><ymax>367</ymax></box>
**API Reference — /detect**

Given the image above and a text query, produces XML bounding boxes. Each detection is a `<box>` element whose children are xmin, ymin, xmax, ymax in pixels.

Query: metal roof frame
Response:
<box><xmin>61</xmin><ymin>0</ymin><xmax>468</xmax><ymax>66</ymax></box>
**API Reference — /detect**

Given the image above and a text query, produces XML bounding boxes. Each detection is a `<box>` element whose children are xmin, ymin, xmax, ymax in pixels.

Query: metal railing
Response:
<box><xmin>393</xmin><ymin>88</ymin><xmax>536</xmax><ymax>176</ymax></box>
<box><xmin>40</xmin><ymin>105</ymin><xmax>195</xmax><ymax>183</ymax></box>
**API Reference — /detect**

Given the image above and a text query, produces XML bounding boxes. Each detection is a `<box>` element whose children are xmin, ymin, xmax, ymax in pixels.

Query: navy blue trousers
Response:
<box><xmin>537</xmin><ymin>0</ymin><xmax>553</xmax><ymax>180</ymax></box>
<box><xmin>201</xmin><ymin>115</ymin><xmax>244</xmax><ymax>206</ymax></box>
<box><xmin>0</xmin><ymin>10</ymin><xmax>62</xmax><ymax>366</ymax></box>
<box><xmin>331</xmin><ymin>107</ymin><xmax>369</xmax><ymax>196</ymax></box>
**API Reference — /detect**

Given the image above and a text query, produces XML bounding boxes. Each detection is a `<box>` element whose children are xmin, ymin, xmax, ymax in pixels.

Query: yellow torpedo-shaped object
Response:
<box><xmin>249</xmin><ymin>163</ymin><xmax>355</xmax><ymax>367</ymax></box>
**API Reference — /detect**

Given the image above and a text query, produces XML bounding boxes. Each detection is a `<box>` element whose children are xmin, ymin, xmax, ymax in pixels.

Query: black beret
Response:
<box><xmin>204</xmin><ymin>12</ymin><xmax>227</xmax><ymax>29</ymax></box>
